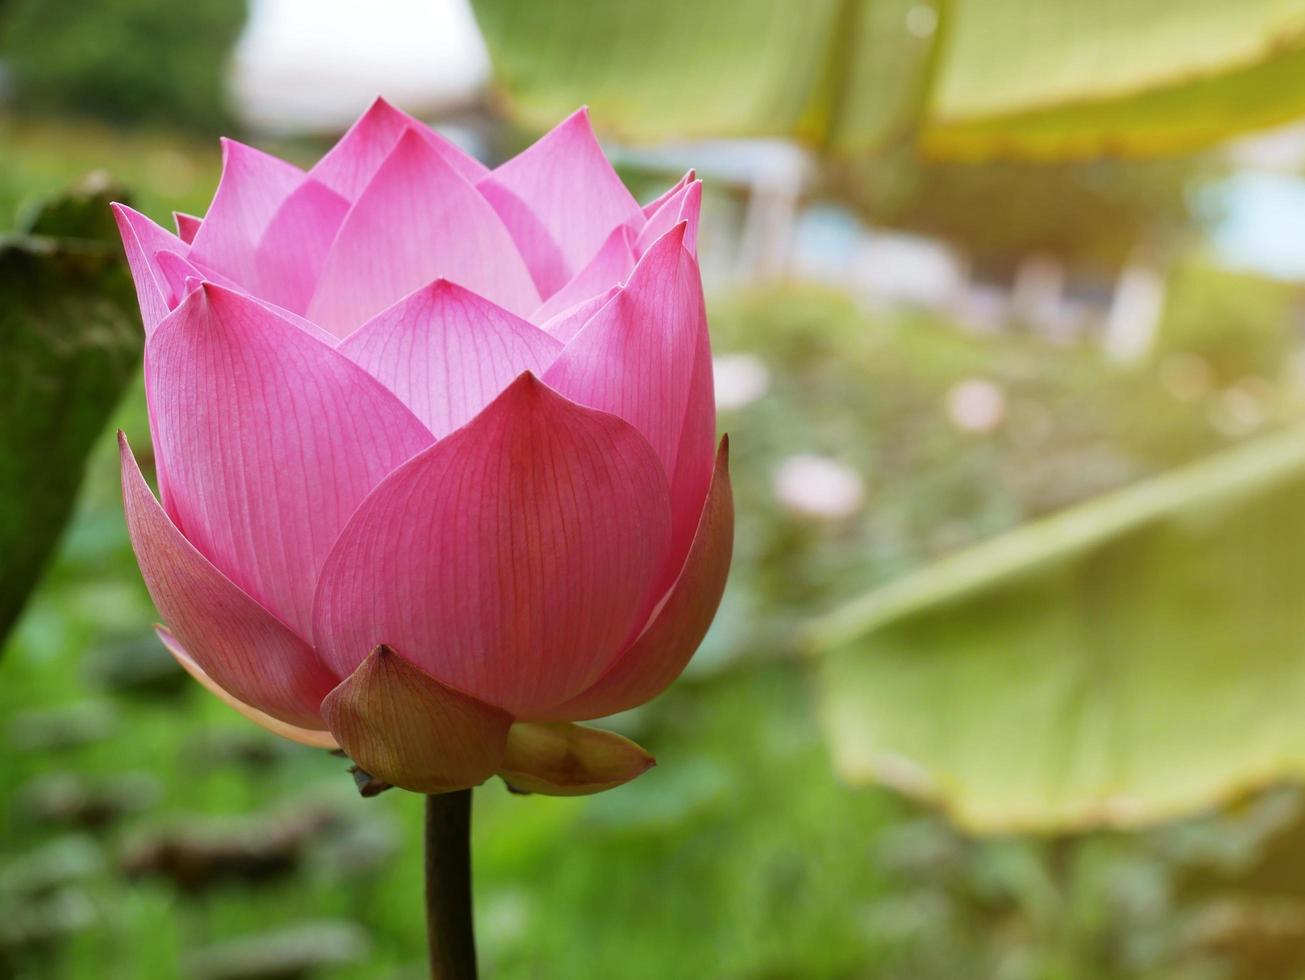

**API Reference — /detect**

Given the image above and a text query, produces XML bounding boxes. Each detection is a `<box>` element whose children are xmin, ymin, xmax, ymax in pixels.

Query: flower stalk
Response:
<box><xmin>424</xmin><ymin>789</ymin><xmax>478</xmax><ymax>979</ymax></box>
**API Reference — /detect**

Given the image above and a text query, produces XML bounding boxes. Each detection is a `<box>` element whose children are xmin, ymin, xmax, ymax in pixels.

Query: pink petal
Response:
<box><xmin>188</xmin><ymin>139</ymin><xmax>306</xmax><ymax>291</ymax></box>
<box><xmin>540</xmin><ymin>438</ymin><xmax>732</xmax><ymax>721</ymax></box>
<box><xmin>669</xmin><ymin>302</ymin><xmax>719</xmax><ymax>569</ymax></box>
<box><xmin>311</xmin><ymin>96</ymin><xmax>487</xmax><ymax>202</ymax></box>
<box><xmin>152</xmin><ymin>254</ymin><xmax>340</xmax><ymax>348</ymax></box>
<box><xmin>636</xmin><ymin>178</ymin><xmax>701</xmax><ymax>257</ymax></box>
<box><xmin>153</xmin><ymin>248</ymin><xmax>240</xmax><ymax>294</ymax></box>
<box><xmin>531</xmin><ymin>224</ymin><xmax>637</xmax><ymax>323</ymax></box>
<box><xmin>539</xmin><ymin>287</ymin><xmax>619</xmax><ymax>346</ymax></box>
<box><xmin>243</xmin><ymin>300</ymin><xmax>343</xmax><ymax>347</ymax></box>
<box><xmin>172</xmin><ymin>212</ymin><xmax>202</xmax><ymax>244</ymax></box>
<box><xmin>474</xmin><ymin>182</ymin><xmax>565</xmax><ymax>305</ymax></box>
<box><xmin>321</xmin><ymin>644</ymin><xmax>513</xmax><ymax>794</ymax></box>
<box><xmin>640</xmin><ymin>169</ymin><xmax>695</xmax><ymax>220</ymax></box>
<box><xmin>109</xmin><ymin>210</ymin><xmax>216</xmax><ymax>515</ymax></box>
<box><xmin>157</xmin><ymin>626</ymin><xmax>338</xmax><ymax>749</ymax></box>
<box><xmin>144</xmin><ymin>252</ymin><xmax>232</xmax><ymax>517</ymax></box>
<box><xmin>308</xmin><ymin>129</ymin><xmax>539</xmax><ymax>336</ymax></box>
<box><xmin>251</xmin><ymin>177</ymin><xmax>351</xmax><ymax>313</ymax></box>
<box><xmin>111</xmin><ymin>203</ymin><xmax>189</xmax><ymax>336</ymax></box>
<box><xmin>338</xmin><ymin>279</ymin><xmax>562</xmax><ymax>438</ymax></box>
<box><xmin>544</xmin><ymin>223</ymin><xmax>711</xmax><ymax>572</ymax></box>
<box><xmin>310</xmin><ymin>97</ymin><xmax>409</xmax><ymax>200</ymax></box>
<box><xmin>146</xmin><ymin>283</ymin><xmax>433</xmax><ymax>638</ymax></box>
<box><xmin>312</xmin><ymin>374</ymin><xmax>672</xmax><ymax>716</ymax></box>
<box><xmin>109</xmin><ymin>206</ymin><xmax>190</xmax><ymax>509</ymax></box>
<box><xmin>120</xmin><ymin>433</ymin><xmax>336</xmax><ymax>728</ymax></box>
<box><xmin>478</xmin><ymin>107</ymin><xmax>640</xmax><ymax>299</ymax></box>
<box><xmin>152</xmin><ymin>251</ymin><xmax>200</xmax><ymax>309</ymax></box>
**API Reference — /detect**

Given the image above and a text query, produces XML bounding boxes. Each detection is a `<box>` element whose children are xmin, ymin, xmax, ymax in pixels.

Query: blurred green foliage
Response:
<box><xmin>0</xmin><ymin>0</ymin><xmax>246</xmax><ymax>132</ymax></box>
<box><xmin>1156</xmin><ymin>262</ymin><xmax>1303</xmax><ymax>384</ymax></box>
<box><xmin>471</xmin><ymin>0</ymin><xmax>1305</xmax><ymax>158</ymax></box>
<box><xmin>711</xmin><ymin>281</ymin><xmax>1270</xmax><ymax>609</ymax></box>
<box><xmin>922</xmin><ymin>0</ymin><xmax>1305</xmax><ymax>158</ymax></box>
<box><xmin>0</xmin><ymin>119</ymin><xmax>218</xmax><ymax>232</ymax></box>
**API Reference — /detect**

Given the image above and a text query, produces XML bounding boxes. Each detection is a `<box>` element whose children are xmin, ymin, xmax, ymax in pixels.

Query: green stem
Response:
<box><xmin>424</xmin><ymin>789</ymin><xmax>478</xmax><ymax>979</ymax></box>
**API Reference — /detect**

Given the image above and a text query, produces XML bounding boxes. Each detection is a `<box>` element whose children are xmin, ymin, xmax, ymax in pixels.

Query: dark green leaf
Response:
<box><xmin>0</xmin><ymin>178</ymin><xmax>142</xmax><ymax>644</ymax></box>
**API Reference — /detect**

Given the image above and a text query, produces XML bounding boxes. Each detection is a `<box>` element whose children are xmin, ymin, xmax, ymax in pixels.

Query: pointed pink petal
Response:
<box><xmin>539</xmin><ymin>287</ymin><xmax>619</xmax><ymax>346</ymax></box>
<box><xmin>312</xmin><ymin>374</ymin><xmax>672</xmax><ymax>715</ymax></box>
<box><xmin>152</xmin><ymin>254</ymin><xmax>340</xmax><ymax>347</ymax></box>
<box><xmin>498</xmin><ymin>722</ymin><xmax>654</xmax><ymax>795</ymax></box>
<box><xmin>109</xmin><ymin>205</ymin><xmax>192</xmax><ymax>509</ymax></box>
<box><xmin>531</xmin><ymin>224</ymin><xmax>637</xmax><ymax>323</ymax></box>
<box><xmin>146</xmin><ymin>283</ymin><xmax>433</xmax><ymax>637</ymax></box>
<box><xmin>412</xmin><ymin>128</ymin><xmax>490</xmax><ymax>182</ymax></box>
<box><xmin>544</xmin><ymin>225</ymin><xmax>696</xmax><ymax>479</ymax></box>
<box><xmin>338</xmin><ymin>279</ymin><xmax>562</xmax><ymax>438</ymax></box>
<box><xmin>172</xmin><ymin>212</ymin><xmax>202</xmax><ymax>244</ymax></box>
<box><xmin>543</xmin><ymin>223</ymin><xmax>711</xmax><ymax>573</ymax></box>
<box><xmin>310</xmin><ymin>98</ymin><xmax>410</xmax><ymax>200</ymax></box>
<box><xmin>152</xmin><ymin>251</ymin><xmax>200</xmax><ymax>309</ymax></box>
<box><xmin>111</xmin><ymin>203</ymin><xmax>188</xmax><ymax>336</ymax></box>
<box><xmin>640</xmin><ymin>169</ymin><xmax>695</xmax><ymax>220</ymax></box>
<box><xmin>188</xmin><ymin>139</ymin><xmax>306</xmax><ymax>289</ymax></box>
<box><xmin>251</xmin><ymin>178</ymin><xmax>350</xmax><ymax>313</ymax></box>
<box><xmin>240</xmin><ymin>300</ymin><xmax>343</xmax><ymax>347</ymax></box>
<box><xmin>120</xmin><ymin>433</ymin><xmax>336</xmax><ymax>728</ymax></box>
<box><xmin>322</xmin><ymin>645</ymin><xmax>512</xmax><ymax>794</ymax></box>
<box><xmin>146</xmin><ymin>253</ymin><xmax>222</xmax><ymax>518</ymax></box>
<box><xmin>478</xmin><ymin>108</ymin><xmax>640</xmax><ymax>298</ymax></box>
<box><xmin>636</xmin><ymin>179</ymin><xmax>701</xmax><ymax>257</ymax></box>
<box><xmin>668</xmin><ymin>303</ymin><xmax>719</xmax><ymax>569</ymax></box>
<box><xmin>308</xmin><ymin>130</ymin><xmax>539</xmax><ymax>336</ymax></box>
<box><xmin>541</xmin><ymin>438</ymin><xmax>732</xmax><ymax>721</ymax></box>
<box><xmin>311</xmin><ymin>97</ymin><xmax>486</xmax><ymax>201</ymax></box>
<box><xmin>153</xmin><ymin>248</ymin><xmax>240</xmax><ymax>294</ymax></box>
<box><xmin>474</xmin><ymin>180</ymin><xmax>566</xmax><ymax>301</ymax></box>
<box><xmin>156</xmin><ymin>626</ymin><xmax>338</xmax><ymax>748</ymax></box>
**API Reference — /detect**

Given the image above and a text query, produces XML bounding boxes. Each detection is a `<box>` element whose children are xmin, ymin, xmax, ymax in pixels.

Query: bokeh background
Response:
<box><xmin>10</xmin><ymin>1</ymin><xmax>1305</xmax><ymax>977</ymax></box>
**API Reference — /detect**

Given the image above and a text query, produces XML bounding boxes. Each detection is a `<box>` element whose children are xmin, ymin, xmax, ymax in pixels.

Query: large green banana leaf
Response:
<box><xmin>470</xmin><ymin>0</ymin><xmax>1305</xmax><ymax>158</ymax></box>
<box><xmin>809</xmin><ymin>424</ymin><xmax>1305</xmax><ymax>833</ymax></box>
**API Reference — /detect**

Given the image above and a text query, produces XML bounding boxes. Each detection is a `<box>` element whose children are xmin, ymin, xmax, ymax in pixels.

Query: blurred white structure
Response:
<box><xmin>790</xmin><ymin>206</ymin><xmax>966</xmax><ymax>308</ymax></box>
<box><xmin>1103</xmin><ymin>257</ymin><xmax>1167</xmax><ymax>363</ymax></box>
<box><xmin>774</xmin><ymin>455</ymin><xmax>865</xmax><ymax>521</ymax></box>
<box><xmin>1010</xmin><ymin>254</ymin><xmax>1066</xmax><ymax>329</ymax></box>
<box><xmin>229</xmin><ymin>0</ymin><xmax>489</xmax><ymax>134</ymax></box>
<box><xmin>852</xmin><ymin>231</ymin><xmax>966</xmax><ymax>308</ymax></box>
<box><xmin>713</xmin><ymin>354</ymin><xmax>771</xmax><ymax>412</ymax></box>
<box><xmin>1226</xmin><ymin>121</ymin><xmax>1305</xmax><ymax>174</ymax></box>
<box><xmin>945</xmin><ymin>379</ymin><xmax>1006</xmax><ymax>433</ymax></box>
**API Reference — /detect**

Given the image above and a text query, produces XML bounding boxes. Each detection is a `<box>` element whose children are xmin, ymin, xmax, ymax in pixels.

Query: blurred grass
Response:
<box><xmin>0</xmin><ymin>117</ymin><xmax>220</xmax><ymax>230</ymax></box>
<box><xmin>0</xmin><ymin>115</ymin><xmax>327</xmax><ymax>233</ymax></box>
<box><xmin>6</xmin><ymin>116</ymin><xmax>1305</xmax><ymax>978</ymax></box>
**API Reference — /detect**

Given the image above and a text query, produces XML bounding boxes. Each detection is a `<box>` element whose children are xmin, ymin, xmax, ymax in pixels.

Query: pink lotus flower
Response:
<box><xmin>113</xmin><ymin>100</ymin><xmax>732</xmax><ymax>795</ymax></box>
